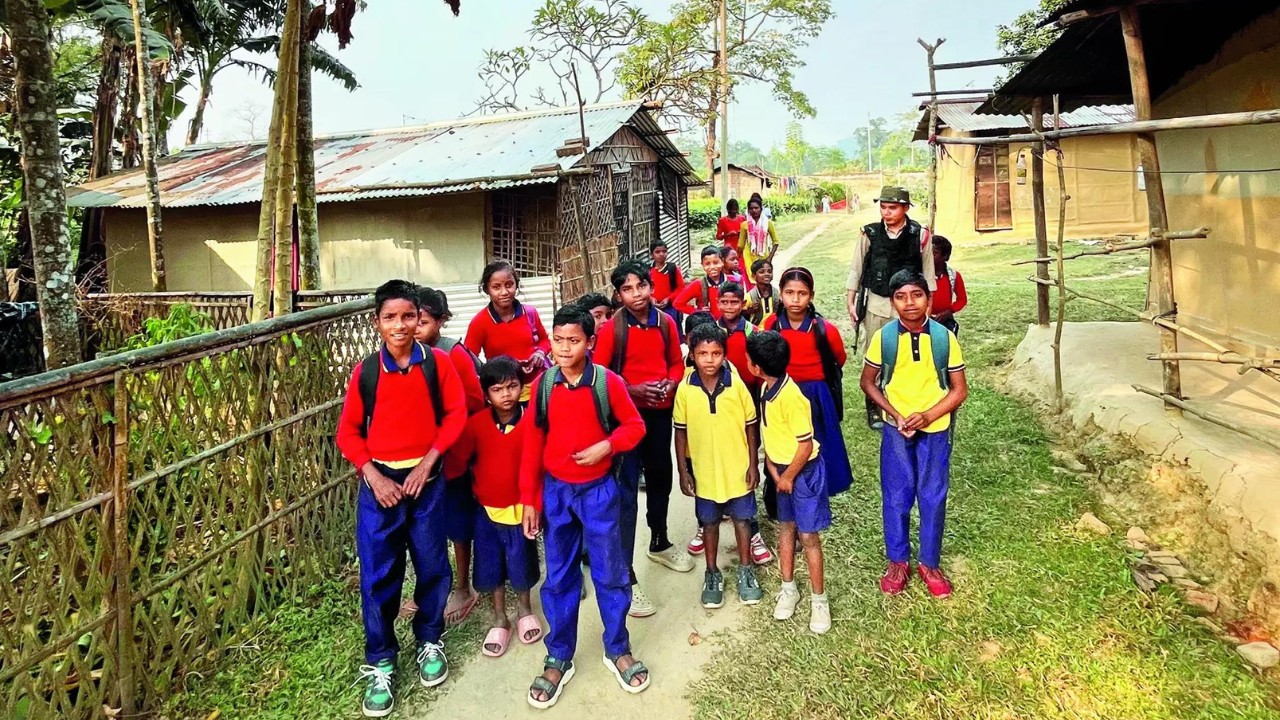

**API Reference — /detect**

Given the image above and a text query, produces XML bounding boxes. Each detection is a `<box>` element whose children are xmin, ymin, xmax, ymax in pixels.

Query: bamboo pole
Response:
<box><xmin>1148</xmin><ymin>352</ymin><xmax>1280</xmax><ymax>370</ymax></box>
<box><xmin>295</xmin><ymin>6</ymin><xmax>321</xmax><ymax>291</ymax></box>
<box><xmin>1121</xmin><ymin>5</ymin><xmax>1181</xmax><ymax>413</ymax></box>
<box><xmin>1011</xmin><ymin>227</ymin><xmax>1210</xmax><ymax>266</ymax></box>
<box><xmin>567</xmin><ymin>177</ymin><xmax>594</xmax><ymax>295</ymax></box>
<box><xmin>273</xmin><ymin>10</ymin><xmax>302</xmax><ymax>316</ymax></box>
<box><xmin>109</xmin><ymin>369</ymin><xmax>136</xmax><ymax>714</ymax></box>
<box><xmin>128</xmin><ymin>0</ymin><xmax>165</xmax><ymax>291</ymax></box>
<box><xmin>1052</xmin><ymin>97</ymin><xmax>1068</xmax><ymax>411</ymax></box>
<box><xmin>917</xmin><ymin>37</ymin><xmax>945</xmax><ymax>234</ymax></box>
<box><xmin>718</xmin><ymin>0</ymin><xmax>729</xmax><ymax>211</ymax></box>
<box><xmin>1132</xmin><ymin>385</ymin><xmax>1280</xmax><ymax>452</ymax></box>
<box><xmin>1031</xmin><ymin>97</ymin><xmax>1050</xmax><ymax>326</ymax></box>
<box><xmin>932</xmin><ymin>108</ymin><xmax>1280</xmax><ymax>146</ymax></box>
<box><xmin>933</xmin><ymin>53</ymin><xmax>1039</xmax><ymax>70</ymax></box>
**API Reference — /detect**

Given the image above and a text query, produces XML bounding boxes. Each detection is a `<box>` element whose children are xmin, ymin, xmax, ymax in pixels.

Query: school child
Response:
<box><xmin>576</xmin><ymin>292</ymin><xmax>615</xmax><ymax>331</ymax></box>
<box><xmin>447</xmin><ymin>356</ymin><xmax>543</xmax><ymax>657</ymax></box>
<box><xmin>675</xmin><ymin>323</ymin><xmax>765</xmax><ymax>609</ymax></box>
<box><xmin>720</xmin><ymin>245</ymin><xmax>745</xmax><ymax>286</ymax></box>
<box><xmin>464</xmin><ymin>261</ymin><xmax>551</xmax><ymax>400</ymax></box>
<box><xmin>683</xmin><ymin>311</ymin><xmax>717</xmax><ymax>369</ymax></box>
<box><xmin>860</xmin><ymin>270</ymin><xmax>968</xmax><ymax>598</ymax></box>
<box><xmin>593</xmin><ymin>261</ymin><xmax>691</xmax><ymax>617</ymax></box>
<box><xmin>335</xmin><ymin>280</ymin><xmax>470</xmax><ymax>718</ymax></box>
<box><xmin>930</xmin><ymin>236</ymin><xmax>967</xmax><ymax>336</ymax></box>
<box><xmin>761</xmin><ymin>268</ymin><xmax>854</xmax><ymax>502</ymax></box>
<box><xmin>415</xmin><ymin>286</ymin><xmax>485</xmax><ymax>625</ymax></box>
<box><xmin>746</xmin><ymin>330</ymin><xmax>832</xmax><ymax>634</ymax></box>
<box><xmin>716</xmin><ymin>198</ymin><xmax>746</xmax><ymax>256</ymax></box>
<box><xmin>672</xmin><ymin>246</ymin><xmax>728</xmax><ymax>319</ymax></box>
<box><xmin>745</xmin><ymin>258</ymin><xmax>778</xmax><ymax>326</ymax></box>
<box><xmin>648</xmin><ymin>241</ymin><xmax>686</xmax><ymax>328</ymax></box>
<box><xmin>739</xmin><ymin>193</ymin><xmax>778</xmax><ymax>286</ymax></box>
<box><xmin>519</xmin><ymin>305</ymin><xmax>650</xmax><ymax>708</ymax></box>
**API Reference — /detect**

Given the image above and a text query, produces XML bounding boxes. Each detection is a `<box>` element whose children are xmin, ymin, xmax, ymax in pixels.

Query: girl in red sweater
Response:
<box><xmin>762</xmin><ymin>267</ymin><xmax>853</xmax><ymax>500</ymax></box>
<box><xmin>716</xmin><ymin>198</ymin><xmax>746</xmax><ymax>255</ymax></box>
<box><xmin>464</xmin><ymin>261</ymin><xmax>551</xmax><ymax>398</ymax></box>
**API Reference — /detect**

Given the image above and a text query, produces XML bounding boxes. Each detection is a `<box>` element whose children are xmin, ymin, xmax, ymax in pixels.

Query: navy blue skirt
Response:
<box><xmin>795</xmin><ymin>379</ymin><xmax>853</xmax><ymax>496</ymax></box>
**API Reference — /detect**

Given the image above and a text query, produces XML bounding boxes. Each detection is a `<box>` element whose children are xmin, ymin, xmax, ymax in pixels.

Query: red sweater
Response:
<box><xmin>518</xmin><ymin>365</ymin><xmax>645</xmax><ymax>509</ymax></box>
<box><xmin>650</xmin><ymin>264</ymin><xmax>686</xmax><ymax>303</ymax></box>
<box><xmin>592</xmin><ymin>307</ymin><xmax>684</xmax><ymax>409</ymax></box>
<box><xmin>463</xmin><ymin>301</ymin><xmax>551</xmax><ymax>363</ymax></box>
<box><xmin>446</xmin><ymin>343</ymin><xmax>485</xmax><ymax>414</ymax></box>
<box><xmin>673</xmin><ymin>277</ymin><xmax>725</xmax><ymax>318</ymax></box>
<box><xmin>448</xmin><ymin>408</ymin><xmax>525</xmax><ymax>509</ymax></box>
<box><xmin>932</xmin><ymin>268</ymin><xmax>968</xmax><ymax>316</ymax></box>
<box><xmin>717</xmin><ymin>215</ymin><xmax>746</xmax><ymax>252</ymax></box>
<box><xmin>719</xmin><ymin>316</ymin><xmax>760</xmax><ymax>389</ymax></box>
<box><xmin>763</xmin><ymin>313</ymin><xmax>848</xmax><ymax>383</ymax></box>
<box><xmin>336</xmin><ymin>343</ymin><xmax>469</xmax><ymax>470</ymax></box>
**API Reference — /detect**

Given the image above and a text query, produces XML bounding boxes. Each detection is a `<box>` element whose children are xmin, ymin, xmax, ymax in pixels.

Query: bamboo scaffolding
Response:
<box><xmin>1132</xmin><ymin>385</ymin><xmax>1280</xmax><ymax>452</ymax></box>
<box><xmin>1011</xmin><ymin>227</ymin><xmax>1210</xmax><ymax>266</ymax></box>
<box><xmin>932</xmin><ymin>108</ymin><xmax>1280</xmax><ymax>146</ymax></box>
<box><xmin>1148</xmin><ymin>352</ymin><xmax>1280</xmax><ymax>371</ymax></box>
<box><xmin>918</xmin><ymin>37</ymin><xmax>945</xmax><ymax>236</ymax></box>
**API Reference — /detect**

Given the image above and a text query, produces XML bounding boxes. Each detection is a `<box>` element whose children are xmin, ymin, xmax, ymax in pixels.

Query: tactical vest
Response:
<box><xmin>861</xmin><ymin>219</ymin><xmax>924</xmax><ymax>297</ymax></box>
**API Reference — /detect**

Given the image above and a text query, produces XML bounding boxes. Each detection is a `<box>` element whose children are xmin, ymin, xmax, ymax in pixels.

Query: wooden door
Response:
<box><xmin>975</xmin><ymin>144</ymin><xmax>1013</xmax><ymax>231</ymax></box>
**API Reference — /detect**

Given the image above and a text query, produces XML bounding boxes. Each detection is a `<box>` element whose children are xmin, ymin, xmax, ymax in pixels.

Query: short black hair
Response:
<box><xmin>610</xmin><ymin>260</ymin><xmax>651</xmax><ymax>292</ymax></box>
<box><xmin>746</xmin><ymin>330</ymin><xmax>789</xmax><ymax>377</ymax></box>
<box><xmin>575</xmin><ymin>292</ymin><xmax>613</xmax><ymax>312</ymax></box>
<box><xmin>552</xmin><ymin>304</ymin><xmax>595</xmax><ymax>338</ymax></box>
<box><xmin>718</xmin><ymin>245</ymin><xmax>738</xmax><ymax>261</ymax></box>
<box><xmin>700</xmin><ymin>245</ymin><xmax>721</xmax><ymax>261</ymax></box>
<box><xmin>934</xmin><ymin>235</ymin><xmax>953</xmax><ymax>260</ymax></box>
<box><xmin>479</xmin><ymin>355</ymin><xmax>521</xmax><ymax>393</ymax></box>
<box><xmin>375</xmin><ymin>279</ymin><xmax>420</xmax><ymax>314</ymax></box>
<box><xmin>650</xmin><ymin>240</ymin><xmax>668</xmax><ymax>252</ymax></box>
<box><xmin>479</xmin><ymin>260</ymin><xmax>518</xmax><ymax>294</ymax></box>
<box><xmin>750</xmin><ymin>258</ymin><xmax>773</xmax><ymax>275</ymax></box>
<box><xmin>417</xmin><ymin>286</ymin><xmax>452</xmax><ymax>321</ymax></box>
<box><xmin>684</xmin><ymin>310</ymin><xmax>716</xmax><ymax>336</ymax></box>
<box><xmin>889</xmin><ymin>269</ymin><xmax>931</xmax><ymax>297</ymax></box>
<box><xmin>687</xmin><ymin>322</ymin><xmax>727</xmax><ymax>353</ymax></box>
<box><xmin>726</xmin><ymin>198</ymin><xmax>739</xmax><ymax>215</ymax></box>
<box><xmin>719</xmin><ymin>281</ymin><xmax>745</xmax><ymax>300</ymax></box>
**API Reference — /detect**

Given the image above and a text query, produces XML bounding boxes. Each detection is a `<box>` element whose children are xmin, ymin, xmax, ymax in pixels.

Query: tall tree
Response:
<box><xmin>620</xmin><ymin>0</ymin><xmax>833</xmax><ymax>178</ymax></box>
<box><xmin>130</xmin><ymin>0</ymin><xmax>168</xmax><ymax>290</ymax></box>
<box><xmin>295</xmin><ymin>2</ymin><xmax>323</xmax><ymax>290</ymax></box>
<box><xmin>6</xmin><ymin>0</ymin><xmax>82</xmax><ymax>366</ymax></box>
<box><xmin>996</xmin><ymin>0</ymin><xmax>1067</xmax><ymax>79</ymax></box>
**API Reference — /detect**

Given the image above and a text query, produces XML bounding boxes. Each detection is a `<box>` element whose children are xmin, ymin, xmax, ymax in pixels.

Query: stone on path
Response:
<box><xmin>1235</xmin><ymin>641</ymin><xmax>1280</xmax><ymax>669</ymax></box>
<box><xmin>1185</xmin><ymin>589</ymin><xmax>1219</xmax><ymax>613</ymax></box>
<box><xmin>1076</xmin><ymin>512</ymin><xmax>1111</xmax><ymax>536</ymax></box>
<box><xmin>1051</xmin><ymin>449</ymin><xmax>1089</xmax><ymax>473</ymax></box>
<box><xmin>1125</xmin><ymin>526</ymin><xmax>1151</xmax><ymax>550</ymax></box>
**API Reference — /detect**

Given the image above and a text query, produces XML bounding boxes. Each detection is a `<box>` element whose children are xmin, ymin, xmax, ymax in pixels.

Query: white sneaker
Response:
<box><xmin>629</xmin><ymin>582</ymin><xmax>656</xmax><ymax>618</ymax></box>
<box><xmin>810</xmin><ymin>597</ymin><xmax>831</xmax><ymax>634</ymax></box>
<box><xmin>647</xmin><ymin>545</ymin><xmax>696</xmax><ymax>573</ymax></box>
<box><xmin>773</xmin><ymin>585</ymin><xmax>801</xmax><ymax>621</ymax></box>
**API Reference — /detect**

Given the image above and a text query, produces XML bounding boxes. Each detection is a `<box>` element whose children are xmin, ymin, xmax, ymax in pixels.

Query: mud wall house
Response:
<box><xmin>705</xmin><ymin>164</ymin><xmax>775</xmax><ymax>200</ymax></box>
<box><xmin>915</xmin><ymin>102</ymin><xmax>1146</xmax><ymax>244</ymax></box>
<box><xmin>67</xmin><ymin>101</ymin><xmax>699</xmax><ymax>302</ymax></box>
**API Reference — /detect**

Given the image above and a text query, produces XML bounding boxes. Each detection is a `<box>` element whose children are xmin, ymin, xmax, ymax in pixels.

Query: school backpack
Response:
<box><xmin>533</xmin><ymin>364</ymin><xmax>617</xmax><ymax>435</ymax></box>
<box><xmin>357</xmin><ymin>342</ymin><xmax>443</xmax><ymax>438</ymax></box>
<box><xmin>608</xmin><ymin>307</ymin><xmax>676</xmax><ymax>375</ymax></box>
<box><xmin>877</xmin><ymin>319</ymin><xmax>953</xmax><ymax>392</ymax></box>
<box><xmin>436</xmin><ymin>335</ymin><xmax>483</xmax><ymax>376</ymax></box>
<box><xmin>767</xmin><ymin>312</ymin><xmax>844</xmax><ymax>420</ymax></box>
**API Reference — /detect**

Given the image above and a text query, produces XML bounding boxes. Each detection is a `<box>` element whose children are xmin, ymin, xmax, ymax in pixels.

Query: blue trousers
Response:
<box><xmin>880</xmin><ymin>427</ymin><xmax>952</xmax><ymax>568</ymax></box>
<box><xmin>542</xmin><ymin>474</ymin><xmax>632</xmax><ymax>662</ymax></box>
<box><xmin>357</xmin><ymin>464</ymin><xmax>451</xmax><ymax>664</ymax></box>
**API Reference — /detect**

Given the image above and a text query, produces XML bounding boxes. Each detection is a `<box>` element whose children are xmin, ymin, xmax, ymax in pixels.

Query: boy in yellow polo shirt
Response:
<box><xmin>746</xmin><ymin>330</ymin><xmax>832</xmax><ymax>635</ymax></box>
<box><xmin>675</xmin><ymin>324</ymin><xmax>764</xmax><ymax>609</ymax></box>
<box><xmin>860</xmin><ymin>270</ymin><xmax>969</xmax><ymax>599</ymax></box>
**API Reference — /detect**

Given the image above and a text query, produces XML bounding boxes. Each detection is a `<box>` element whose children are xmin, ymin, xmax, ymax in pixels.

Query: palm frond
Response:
<box><xmin>308</xmin><ymin>44</ymin><xmax>357</xmax><ymax>91</ymax></box>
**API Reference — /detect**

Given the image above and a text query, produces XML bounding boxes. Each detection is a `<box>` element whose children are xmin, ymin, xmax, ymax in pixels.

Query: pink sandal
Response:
<box><xmin>483</xmin><ymin>626</ymin><xmax>512</xmax><ymax>658</ymax></box>
<box><xmin>445</xmin><ymin>589</ymin><xmax>479</xmax><ymax>625</ymax></box>
<box><xmin>517</xmin><ymin>614</ymin><xmax>543</xmax><ymax>645</ymax></box>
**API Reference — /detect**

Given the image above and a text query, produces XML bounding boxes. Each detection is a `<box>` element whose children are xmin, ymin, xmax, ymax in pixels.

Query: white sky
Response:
<box><xmin>172</xmin><ymin>0</ymin><xmax>1039</xmax><ymax>152</ymax></box>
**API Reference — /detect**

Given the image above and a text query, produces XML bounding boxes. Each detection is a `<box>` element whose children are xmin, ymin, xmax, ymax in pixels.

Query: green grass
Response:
<box><xmin>689</xmin><ymin>217</ymin><xmax>1280</xmax><ymax>719</ymax></box>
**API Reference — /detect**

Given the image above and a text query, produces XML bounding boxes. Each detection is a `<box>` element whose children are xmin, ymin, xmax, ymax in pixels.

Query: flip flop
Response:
<box><xmin>397</xmin><ymin>599</ymin><xmax>418</xmax><ymax>620</ymax></box>
<box><xmin>444</xmin><ymin>589</ymin><xmax>478</xmax><ymax>625</ymax></box>
<box><xmin>517</xmin><ymin>614</ymin><xmax>543</xmax><ymax>645</ymax></box>
<box><xmin>482</xmin><ymin>626</ymin><xmax>511</xmax><ymax>658</ymax></box>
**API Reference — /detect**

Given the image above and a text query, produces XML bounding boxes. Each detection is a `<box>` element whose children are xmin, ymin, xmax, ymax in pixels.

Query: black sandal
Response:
<box><xmin>603</xmin><ymin>652</ymin><xmax>650</xmax><ymax>694</ymax></box>
<box><xmin>527</xmin><ymin>656</ymin><xmax>575</xmax><ymax>710</ymax></box>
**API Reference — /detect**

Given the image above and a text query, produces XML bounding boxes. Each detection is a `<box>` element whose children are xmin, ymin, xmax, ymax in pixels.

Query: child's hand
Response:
<box><xmin>900</xmin><ymin>412</ymin><xmax>928</xmax><ymax>433</ymax></box>
<box><xmin>364</xmin><ymin>468</ymin><xmax>403</xmax><ymax>508</ymax></box>
<box><xmin>655</xmin><ymin>298</ymin><xmax>670</xmax><ymax>309</ymax></box>
<box><xmin>766</xmin><ymin>463</ymin><xmax>781</xmax><ymax>484</ymax></box>
<box><xmin>629</xmin><ymin>381</ymin><xmax>667</xmax><ymax>405</ymax></box>
<box><xmin>402</xmin><ymin>451</ymin><xmax>439</xmax><ymax>499</ymax></box>
<box><xmin>746</xmin><ymin>465</ymin><xmax>760</xmax><ymax>491</ymax></box>
<box><xmin>572</xmin><ymin>440</ymin><xmax>613</xmax><ymax>466</ymax></box>
<box><xmin>521</xmin><ymin>505</ymin><xmax>540</xmax><ymax>539</ymax></box>
<box><xmin>679</xmin><ymin>472</ymin><xmax>696</xmax><ymax>497</ymax></box>
<box><xmin>776</xmin><ymin>472</ymin><xmax>795</xmax><ymax>494</ymax></box>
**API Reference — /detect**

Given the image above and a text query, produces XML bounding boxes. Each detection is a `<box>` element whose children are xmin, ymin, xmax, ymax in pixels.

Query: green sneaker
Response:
<box><xmin>416</xmin><ymin>640</ymin><xmax>448</xmax><ymax>687</ymax></box>
<box><xmin>701</xmin><ymin>569</ymin><xmax>725</xmax><ymax>609</ymax></box>
<box><xmin>359</xmin><ymin>659</ymin><xmax>395</xmax><ymax>718</ymax></box>
<box><xmin>737</xmin><ymin>565</ymin><xmax>763</xmax><ymax>605</ymax></box>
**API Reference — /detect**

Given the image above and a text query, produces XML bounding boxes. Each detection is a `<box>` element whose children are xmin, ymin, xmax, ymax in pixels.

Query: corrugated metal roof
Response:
<box><xmin>68</xmin><ymin>101</ymin><xmax>697</xmax><ymax>209</ymax></box>
<box><xmin>913</xmin><ymin>101</ymin><xmax>1135</xmax><ymax>141</ymax></box>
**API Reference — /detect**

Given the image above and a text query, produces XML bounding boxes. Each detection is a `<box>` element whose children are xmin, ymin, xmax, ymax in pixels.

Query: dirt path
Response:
<box><xmin>773</xmin><ymin>216</ymin><xmax>838</xmax><ymax>270</ymax></box>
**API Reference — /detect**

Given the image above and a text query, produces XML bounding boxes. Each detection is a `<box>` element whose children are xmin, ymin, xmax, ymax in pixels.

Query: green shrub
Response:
<box><xmin>689</xmin><ymin>197</ymin><xmax>722</xmax><ymax>229</ymax></box>
<box><xmin>763</xmin><ymin>194</ymin><xmax>816</xmax><ymax>217</ymax></box>
<box><xmin>122</xmin><ymin>304</ymin><xmax>215</xmax><ymax>350</ymax></box>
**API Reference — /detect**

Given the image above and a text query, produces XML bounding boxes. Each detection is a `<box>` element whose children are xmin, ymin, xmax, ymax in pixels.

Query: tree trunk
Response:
<box><xmin>295</xmin><ymin>22</ymin><xmax>321</xmax><ymax>291</ymax></box>
<box><xmin>186</xmin><ymin>71</ymin><xmax>213</xmax><ymax>146</ymax></box>
<box><xmin>120</xmin><ymin>46</ymin><xmax>140</xmax><ymax>169</ymax></box>
<box><xmin>77</xmin><ymin>35</ymin><xmax>124</xmax><ymax>290</ymax></box>
<box><xmin>8</xmin><ymin>0</ymin><xmax>83</xmax><ymax>368</ymax></box>
<box><xmin>129</xmin><ymin>0</ymin><xmax>166</xmax><ymax>291</ymax></box>
<box><xmin>273</xmin><ymin>9</ymin><xmax>302</xmax><ymax>315</ymax></box>
<box><xmin>152</xmin><ymin>62</ymin><xmax>169</xmax><ymax>155</ymax></box>
<box><xmin>703</xmin><ymin>87</ymin><xmax>717</xmax><ymax>185</ymax></box>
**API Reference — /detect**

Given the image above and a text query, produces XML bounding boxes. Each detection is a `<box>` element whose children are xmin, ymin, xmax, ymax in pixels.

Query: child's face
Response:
<box><xmin>551</xmin><ymin>323</ymin><xmax>592</xmax><ymax>369</ymax></box>
<box><xmin>718</xmin><ymin>293</ymin><xmax>744</xmax><ymax>323</ymax></box>
<box><xmin>753</xmin><ymin>263</ymin><xmax>773</xmax><ymax>288</ymax></box>
<box><xmin>780</xmin><ymin>280</ymin><xmax>813</xmax><ymax>317</ymax></box>
<box><xmin>701</xmin><ymin>254</ymin><xmax>724</xmax><ymax>281</ymax></box>
<box><xmin>892</xmin><ymin>284</ymin><xmax>930</xmax><ymax>324</ymax></box>
<box><xmin>486</xmin><ymin>378</ymin><xmax>522</xmax><ymax>414</ymax></box>
<box><xmin>725</xmin><ymin>249</ymin><xmax>740</xmax><ymax>272</ymax></box>
<box><xmin>587</xmin><ymin>304</ymin><xmax>611</xmax><ymax>328</ymax></box>
<box><xmin>746</xmin><ymin>357</ymin><xmax>765</xmax><ymax>379</ymax></box>
<box><xmin>376</xmin><ymin>299</ymin><xmax>419</xmax><ymax>353</ymax></box>
<box><xmin>933</xmin><ymin>245</ymin><xmax>947</xmax><ymax>270</ymax></box>
<box><xmin>617</xmin><ymin>273</ymin><xmax>653</xmax><ymax>314</ymax></box>
<box><xmin>485</xmin><ymin>270</ymin><xmax>518</xmax><ymax>311</ymax></box>
<box><xmin>415</xmin><ymin>311</ymin><xmax>443</xmax><ymax>345</ymax></box>
<box><xmin>748</xmin><ymin>202</ymin><xmax>762</xmax><ymax>220</ymax></box>
<box><xmin>692</xmin><ymin>340</ymin><xmax>726</xmax><ymax>379</ymax></box>
<box><xmin>651</xmin><ymin>245</ymin><xmax>668</xmax><ymax>266</ymax></box>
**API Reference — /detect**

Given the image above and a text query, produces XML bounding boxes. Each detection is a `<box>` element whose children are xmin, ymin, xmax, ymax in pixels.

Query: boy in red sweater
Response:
<box><xmin>519</xmin><ymin>306</ymin><xmax>650</xmax><ymax>708</ymax></box>
<box><xmin>672</xmin><ymin>246</ymin><xmax>727</xmax><ymax>318</ymax></box>
<box><xmin>335</xmin><ymin>280</ymin><xmax>469</xmax><ymax>718</ymax></box>
<box><xmin>648</xmin><ymin>240</ymin><xmax>685</xmax><ymax>329</ymax></box>
<box><xmin>930</xmin><ymin>236</ymin><xmax>967</xmax><ymax>336</ymax></box>
<box><xmin>448</xmin><ymin>356</ymin><xmax>542</xmax><ymax>658</ymax></box>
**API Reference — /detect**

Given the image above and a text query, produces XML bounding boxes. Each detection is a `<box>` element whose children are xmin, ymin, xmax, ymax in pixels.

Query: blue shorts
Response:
<box><xmin>694</xmin><ymin>492</ymin><xmax>757</xmax><ymax>525</ymax></box>
<box><xmin>774</xmin><ymin>459</ymin><xmax>831</xmax><ymax>534</ymax></box>
<box><xmin>472</xmin><ymin>507</ymin><xmax>540</xmax><ymax>593</ymax></box>
<box><xmin>445</xmin><ymin>474</ymin><xmax>476</xmax><ymax>543</ymax></box>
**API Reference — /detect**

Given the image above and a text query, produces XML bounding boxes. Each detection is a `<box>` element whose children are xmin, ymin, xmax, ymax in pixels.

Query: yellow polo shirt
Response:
<box><xmin>759</xmin><ymin>375</ymin><xmax>820</xmax><ymax>466</ymax></box>
<box><xmin>673</xmin><ymin>366</ymin><xmax>758</xmax><ymax>503</ymax></box>
<box><xmin>864</xmin><ymin>323</ymin><xmax>965</xmax><ymax>433</ymax></box>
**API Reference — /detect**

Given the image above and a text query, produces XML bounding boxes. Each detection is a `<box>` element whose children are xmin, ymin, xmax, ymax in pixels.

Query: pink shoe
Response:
<box><xmin>880</xmin><ymin>561</ymin><xmax>910</xmax><ymax>595</ymax></box>
<box><xmin>917</xmin><ymin>564</ymin><xmax>953</xmax><ymax>598</ymax></box>
<box><xmin>687</xmin><ymin>527</ymin><xmax>705</xmax><ymax>555</ymax></box>
<box><xmin>749</xmin><ymin>533</ymin><xmax>774</xmax><ymax>564</ymax></box>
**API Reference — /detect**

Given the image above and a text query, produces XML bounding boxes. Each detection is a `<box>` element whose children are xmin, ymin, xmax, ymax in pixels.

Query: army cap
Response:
<box><xmin>874</xmin><ymin>186</ymin><xmax>911</xmax><ymax>206</ymax></box>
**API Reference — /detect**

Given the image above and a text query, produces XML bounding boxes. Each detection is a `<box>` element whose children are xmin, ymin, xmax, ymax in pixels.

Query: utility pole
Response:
<box><xmin>718</xmin><ymin>0</ymin><xmax>730</xmax><ymax>210</ymax></box>
<box><xmin>866</xmin><ymin>112</ymin><xmax>873</xmax><ymax>172</ymax></box>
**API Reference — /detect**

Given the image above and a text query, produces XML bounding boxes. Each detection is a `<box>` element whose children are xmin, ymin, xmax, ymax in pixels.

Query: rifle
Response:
<box><xmin>854</xmin><ymin>285</ymin><xmax>869</xmax><ymax>350</ymax></box>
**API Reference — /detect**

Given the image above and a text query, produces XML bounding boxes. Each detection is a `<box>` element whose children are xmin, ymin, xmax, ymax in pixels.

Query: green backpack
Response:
<box><xmin>877</xmin><ymin>319</ymin><xmax>953</xmax><ymax>392</ymax></box>
<box><xmin>533</xmin><ymin>364</ymin><xmax>617</xmax><ymax>434</ymax></box>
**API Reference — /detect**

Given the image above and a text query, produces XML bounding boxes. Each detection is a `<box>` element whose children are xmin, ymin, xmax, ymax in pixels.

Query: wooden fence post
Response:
<box><xmin>111</xmin><ymin>369</ymin><xmax>137</xmax><ymax>714</ymax></box>
<box><xmin>1031</xmin><ymin>97</ymin><xmax>1051</xmax><ymax>327</ymax></box>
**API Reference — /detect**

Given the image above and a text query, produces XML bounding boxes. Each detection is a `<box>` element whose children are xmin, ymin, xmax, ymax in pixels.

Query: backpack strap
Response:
<box><xmin>534</xmin><ymin>369</ymin><xmax>558</xmax><ymax>430</ymax></box>
<box><xmin>590</xmin><ymin>364</ymin><xmax>617</xmax><ymax>433</ymax></box>
<box><xmin>878</xmin><ymin>320</ymin><xmax>902</xmax><ymax>391</ymax></box>
<box><xmin>700</xmin><ymin>279</ymin><xmax>709</xmax><ymax>308</ymax></box>
<box><xmin>610</xmin><ymin>308</ymin><xmax>628</xmax><ymax>374</ymax></box>
<box><xmin>359</xmin><ymin>344</ymin><xmax>443</xmax><ymax>437</ymax></box>
<box><xmin>437</xmin><ymin>335</ymin><xmax>482</xmax><ymax>374</ymax></box>
<box><xmin>927</xmin><ymin>319</ymin><xmax>952</xmax><ymax>390</ymax></box>
<box><xmin>524</xmin><ymin>304</ymin><xmax>541</xmax><ymax>346</ymax></box>
<box><xmin>810</xmin><ymin>314</ymin><xmax>845</xmax><ymax>420</ymax></box>
<box><xmin>420</xmin><ymin>345</ymin><xmax>443</xmax><ymax>427</ymax></box>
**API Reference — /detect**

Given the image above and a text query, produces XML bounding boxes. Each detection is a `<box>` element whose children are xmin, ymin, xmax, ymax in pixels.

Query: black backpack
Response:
<box><xmin>772</xmin><ymin>312</ymin><xmax>844</xmax><ymax>421</ymax></box>
<box><xmin>608</xmin><ymin>307</ymin><xmax>676</xmax><ymax>376</ymax></box>
<box><xmin>533</xmin><ymin>364</ymin><xmax>616</xmax><ymax>434</ymax></box>
<box><xmin>436</xmin><ymin>335</ymin><xmax>483</xmax><ymax>376</ymax></box>
<box><xmin>357</xmin><ymin>343</ymin><xmax>443</xmax><ymax>437</ymax></box>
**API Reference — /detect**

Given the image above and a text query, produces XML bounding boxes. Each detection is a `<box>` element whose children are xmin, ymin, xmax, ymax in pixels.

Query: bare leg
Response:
<box><xmin>799</xmin><ymin>532</ymin><xmax>824</xmax><ymax>594</ymax></box>
<box><xmin>733</xmin><ymin>519</ymin><xmax>753</xmax><ymax>566</ymax></box>
<box><xmin>455</xmin><ymin>541</ymin><xmax>472</xmax><ymax>593</ymax></box>
<box><xmin>703</xmin><ymin>522</ymin><xmax>720</xmax><ymax>571</ymax></box>
<box><xmin>779</xmin><ymin>522</ymin><xmax>797</xmax><ymax>583</ymax></box>
<box><xmin>485</xmin><ymin>586</ymin><xmax>510</xmax><ymax>655</ymax></box>
<box><xmin>516</xmin><ymin>591</ymin><xmax>539</xmax><ymax>642</ymax></box>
